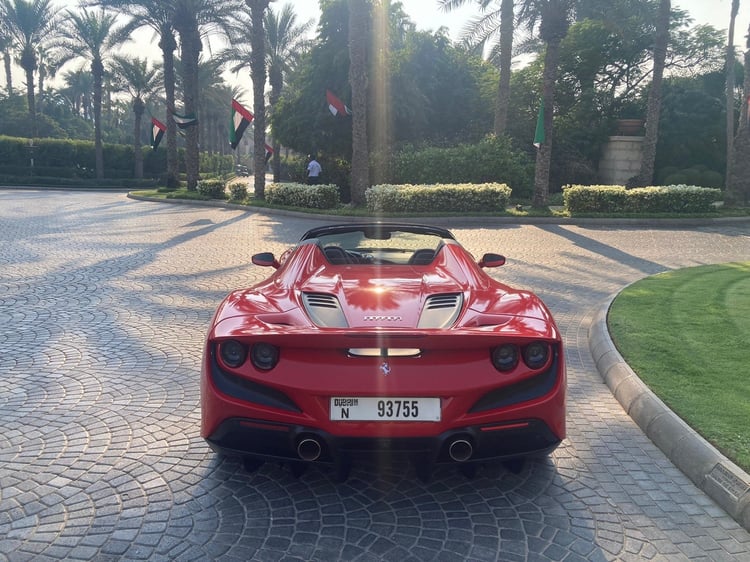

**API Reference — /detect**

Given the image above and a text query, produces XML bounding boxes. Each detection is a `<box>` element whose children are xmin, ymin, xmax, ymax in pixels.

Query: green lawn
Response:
<box><xmin>608</xmin><ymin>262</ymin><xmax>750</xmax><ymax>473</ymax></box>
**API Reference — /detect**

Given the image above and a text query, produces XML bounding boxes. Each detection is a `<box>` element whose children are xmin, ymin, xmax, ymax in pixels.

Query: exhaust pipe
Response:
<box><xmin>448</xmin><ymin>438</ymin><xmax>473</xmax><ymax>462</ymax></box>
<box><xmin>297</xmin><ymin>437</ymin><xmax>322</xmax><ymax>461</ymax></box>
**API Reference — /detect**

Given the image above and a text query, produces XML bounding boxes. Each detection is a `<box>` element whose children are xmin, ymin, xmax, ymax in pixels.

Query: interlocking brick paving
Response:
<box><xmin>1</xmin><ymin>190</ymin><xmax>749</xmax><ymax>561</ymax></box>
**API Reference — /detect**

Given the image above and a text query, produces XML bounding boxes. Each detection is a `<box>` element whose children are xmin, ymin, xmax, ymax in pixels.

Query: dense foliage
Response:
<box><xmin>563</xmin><ymin>184</ymin><xmax>722</xmax><ymax>213</ymax></box>
<box><xmin>0</xmin><ymin>0</ymin><xmax>744</xmax><ymax>199</ymax></box>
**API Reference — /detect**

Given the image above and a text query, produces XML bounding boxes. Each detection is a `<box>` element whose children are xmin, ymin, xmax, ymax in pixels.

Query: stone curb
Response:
<box><xmin>125</xmin><ymin>192</ymin><xmax>750</xmax><ymax>228</ymax></box>
<box><xmin>590</xmin><ymin>295</ymin><xmax>750</xmax><ymax>532</ymax></box>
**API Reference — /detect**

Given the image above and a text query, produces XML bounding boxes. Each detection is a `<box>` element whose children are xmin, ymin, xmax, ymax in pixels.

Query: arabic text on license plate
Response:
<box><xmin>330</xmin><ymin>397</ymin><xmax>440</xmax><ymax>421</ymax></box>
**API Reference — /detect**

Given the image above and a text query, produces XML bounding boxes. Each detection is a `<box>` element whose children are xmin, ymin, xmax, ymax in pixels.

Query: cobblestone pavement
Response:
<box><xmin>1</xmin><ymin>189</ymin><xmax>749</xmax><ymax>562</ymax></box>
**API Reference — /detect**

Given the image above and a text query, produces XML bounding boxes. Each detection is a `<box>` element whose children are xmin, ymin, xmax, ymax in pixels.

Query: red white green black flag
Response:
<box><xmin>230</xmin><ymin>99</ymin><xmax>254</xmax><ymax>149</ymax></box>
<box><xmin>150</xmin><ymin>117</ymin><xmax>167</xmax><ymax>150</ymax></box>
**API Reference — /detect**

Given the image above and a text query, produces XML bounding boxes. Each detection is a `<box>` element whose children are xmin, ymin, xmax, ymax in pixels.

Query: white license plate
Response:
<box><xmin>330</xmin><ymin>397</ymin><xmax>441</xmax><ymax>421</ymax></box>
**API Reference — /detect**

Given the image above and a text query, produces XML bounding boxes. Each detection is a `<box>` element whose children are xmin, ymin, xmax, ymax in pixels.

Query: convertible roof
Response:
<box><xmin>300</xmin><ymin>223</ymin><xmax>455</xmax><ymax>241</ymax></box>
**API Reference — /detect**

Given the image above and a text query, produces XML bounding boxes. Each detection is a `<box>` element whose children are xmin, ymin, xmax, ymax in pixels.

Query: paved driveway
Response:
<box><xmin>1</xmin><ymin>190</ymin><xmax>749</xmax><ymax>561</ymax></box>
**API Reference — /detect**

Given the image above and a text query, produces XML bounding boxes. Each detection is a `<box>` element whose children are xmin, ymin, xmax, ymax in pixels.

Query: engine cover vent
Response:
<box><xmin>302</xmin><ymin>293</ymin><xmax>348</xmax><ymax>328</ymax></box>
<box><xmin>418</xmin><ymin>293</ymin><xmax>463</xmax><ymax>328</ymax></box>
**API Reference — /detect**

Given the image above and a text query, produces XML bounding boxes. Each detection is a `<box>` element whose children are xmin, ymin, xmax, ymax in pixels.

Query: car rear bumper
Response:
<box><xmin>205</xmin><ymin>417</ymin><xmax>561</xmax><ymax>466</ymax></box>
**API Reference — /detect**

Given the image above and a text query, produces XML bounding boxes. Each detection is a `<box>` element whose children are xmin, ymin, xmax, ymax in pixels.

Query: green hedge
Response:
<box><xmin>366</xmin><ymin>183</ymin><xmax>512</xmax><ymax>213</ymax></box>
<box><xmin>0</xmin><ymin>135</ymin><xmax>233</xmax><ymax>183</ymax></box>
<box><xmin>563</xmin><ymin>184</ymin><xmax>722</xmax><ymax>214</ymax></box>
<box><xmin>197</xmin><ymin>179</ymin><xmax>227</xmax><ymax>199</ymax></box>
<box><xmin>265</xmin><ymin>182</ymin><xmax>341</xmax><ymax>209</ymax></box>
<box><xmin>389</xmin><ymin>136</ymin><xmax>533</xmax><ymax>198</ymax></box>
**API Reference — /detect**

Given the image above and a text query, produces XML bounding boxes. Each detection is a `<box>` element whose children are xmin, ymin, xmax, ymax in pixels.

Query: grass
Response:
<box><xmin>608</xmin><ymin>262</ymin><xmax>750</xmax><ymax>473</ymax></box>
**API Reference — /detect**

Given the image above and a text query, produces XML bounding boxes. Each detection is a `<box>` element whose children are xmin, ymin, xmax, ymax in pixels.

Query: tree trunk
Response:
<box><xmin>727</xmin><ymin>21</ymin><xmax>750</xmax><ymax>206</ymax></box>
<box><xmin>532</xmin><ymin>38</ymin><xmax>562</xmax><ymax>207</ymax></box>
<box><xmin>134</xmin><ymin>97</ymin><xmax>144</xmax><ymax>179</ymax></box>
<box><xmin>181</xmin><ymin>28</ymin><xmax>201</xmax><ymax>191</ymax></box>
<box><xmin>249</xmin><ymin>0</ymin><xmax>270</xmax><ymax>199</ymax></box>
<box><xmin>725</xmin><ymin>0</ymin><xmax>740</xmax><ymax>187</ymax></box>
<box><xmin>3</xmin><ymin>50</ymin><xmax>11</xmax><ymax>95</ymax></box>
<box><xmin>21</xmin><ymin>44</ymin><xmax>37</xmax><ymax>137</ymax></box>
<box><xmin>92</xmin><ymin>58</ymin><xmax>104</xmax><ymax>180</ymax></box>
<box><xmin>160</xmin><ymin>30</ymin><xmax>179</xmax><ymax>188</ymax></box>
<box><xmin>349</xmin><ymin>0</ymin><xmax>369</xmax><ymax>205</ymax></box>
<box><xmin>25</xmin><ymin>67</ymin><xmax>36</xmax><ymax>137</ymax></box>
<box><xmin>494</xmin><ymin>0</ymin><xmax>514</xmax><ymax>136</ymax></box>
<box><xmin>633</xmin><ymin>0</ymin><xmax>670</xmax><ymax>187</ymax></box>
<box><xmin>269</xmin><ymin>68</ymin><xmax>283</xmax><ymax>183</ymax></box>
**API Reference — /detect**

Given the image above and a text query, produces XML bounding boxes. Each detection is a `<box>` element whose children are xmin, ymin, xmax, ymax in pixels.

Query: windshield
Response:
<box><xmin>306</xmin><ymin>225</ymin><xmax>450</xmax><ymax>265</ymax></box>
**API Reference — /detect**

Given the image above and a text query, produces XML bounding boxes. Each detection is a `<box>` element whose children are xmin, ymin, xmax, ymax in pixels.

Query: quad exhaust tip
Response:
<box><xmin>297</xmin><ymin>437</ymin><xmax>323</xmax><ymax>461</ymax></box>
<box><xmin>448</xmin><ymin>438</ymin><xmax>473</xmax><ymax>462</ymax></box>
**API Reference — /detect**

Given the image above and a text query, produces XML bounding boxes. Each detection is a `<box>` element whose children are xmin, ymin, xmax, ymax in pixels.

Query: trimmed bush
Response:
<box><xmin>228</xmin><ymin>181</ymin><xmax>248</xmax><ymax>201</ymax></box>
<box><xmin>265</xmin><ymin>182</ymin><xmax>341</xmax><ymax>209</ymax></box>
<box><xmin>564</xmin><ymin>184</ymin><xmax>722</xmax><ymax>214</ymax></box>
<box><xmin>366</xmin><ymin>183</ymin><xmax>512</xmax><ymax>213</ymax></box>
<box><xmin>197</xmin><ymin>179</ymin><xmax>227</xmax><ymax>199</ymax></box>
<box><xmin>389</xmin><ymin>136</ymin><xmax>533</xmax><ymax>198</ymax></box>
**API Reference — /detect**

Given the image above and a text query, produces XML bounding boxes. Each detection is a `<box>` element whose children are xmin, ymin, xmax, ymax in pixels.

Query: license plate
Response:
<box><xmin>330</xmin><ymin>397</ymin><xmax>441</xmax><ymax>421</ymax></box>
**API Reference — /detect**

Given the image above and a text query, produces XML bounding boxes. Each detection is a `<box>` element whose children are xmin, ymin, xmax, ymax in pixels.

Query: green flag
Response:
<box><xmin>533</xmin><ymin>100</ymin><xmax>545</xmax><ymax>148</ymax></box>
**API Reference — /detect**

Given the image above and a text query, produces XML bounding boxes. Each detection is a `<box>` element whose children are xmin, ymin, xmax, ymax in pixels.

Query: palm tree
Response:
<box><xmin>0</xmin><ymin>0</ymin><xmax>59</xmax><ymax>136</ymax></box>
<box><xmin>173</xmin><ymin>0</ymin><xmax>240</xmax><ymax>190</ymax></box>
<box><xmin>439</xmin><ymin>0</ymin><xmax>515</xmax><ymax>135</ymax></box>
<box><xmin>58</xmin><ymin>7</ymin><xmax>129</xmax><ymax>180</ymax></box>
<box><xmin>0</xmin><ymin>27</ymin><xmax>13</xmax><ymax>95</ymax></box>
<box><xmin>727</xmin><ymin>21</ymin><xmax>750</xmax><ymax>205</ymax></box>
<box><xmin>633</xmin><ymin>0</ymin><xmax>670</xmax><ymax>187</ymax></box>
<box><xmin>245</xmin><ymin>0</ymin><xmax>272</xmax><ymax>199</ymax></box>
<box><xmin>104</xmin><ymin>0</ymin><xmax>180</xmax><ymax>188</ymax></box>
<box><xmin>111</xmin><ymin>55</ymin><xmax>162</xmax><ymax>178</ymax></box>
<box><xmin>518</xmin><ymin>0</ymin><xmax>573</xmax><ymax>207</ymax></box>
<box><xmin>264</xmin><ymin>3</ymin><xmax>310</xmax><ymax>181</ymax></box>
<box><xmin>232</xmin><ymin>2</ymin><xmax>311</xmax><ymax>182</ymax></box>
<box><xmin>349</xmin><ymin>0</ymin><xmax>369</xmax><ymax>205</ymax></box>
<box><xmin>61</xmin><ymin>67</ymin><xmax>93</xmax><ymax>118</ymax></box>
<box><xmin>725</xmin><ymin>0</ymin><xmax>740</xmax><ymax>188</ymax></box>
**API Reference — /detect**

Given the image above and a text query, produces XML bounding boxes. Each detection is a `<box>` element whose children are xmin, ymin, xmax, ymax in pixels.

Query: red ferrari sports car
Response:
<box><xmin>201</xmin><ymin>223</ymin><xmax>565</xmax><ymax>479</ymax></box>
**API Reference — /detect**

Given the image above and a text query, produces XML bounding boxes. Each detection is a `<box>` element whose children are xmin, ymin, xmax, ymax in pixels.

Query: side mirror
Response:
<box><xmin>479</xmin><ymin>253</ymin><xmax>505</xmax><ymax>268</ymax></box>
<box><xmin>252</xmin><ymin>252</ymin><xmax>279</xmax><ymax>269</ymax></box>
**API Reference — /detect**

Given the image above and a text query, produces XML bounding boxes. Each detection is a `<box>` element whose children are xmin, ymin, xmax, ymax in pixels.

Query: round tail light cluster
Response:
<box><xmin>219</xmin><ymin>340</ymin><xmax>279</xmax><ymax>371</ymax></box>
<box><xmin>491</xmin><ymin>341</ymin><xmax>551</xmax><ymax>372</ymax></box>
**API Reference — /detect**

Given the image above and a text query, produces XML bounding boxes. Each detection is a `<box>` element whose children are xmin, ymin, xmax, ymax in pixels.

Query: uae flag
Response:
<box><xmin>229</xmin><ymin>99</ymin><xmax>254</xmax><ymax>149</ymax></box>
<box><xmin>172</xmin><ymin>111</ymin><xmax>198</xmax><ymax>129</ymax></box>
<box><xmin>150</xmin><ymin>117</ymin><xmax>167</xmax><ymax>150</ymax></box>
<box><xmin>265</xmin><ymin>143</ymin><xmax>274</xmax><ymax>163</ymax></box>
<box><xmin>326</xmin><ymin>89</ymin><xmax>351</xmax><ymax>116</ymax></box>
<box><xmin>533</xmin><ymin>100</ymin><xmax>545</xmax><ymax>149</ymax></box>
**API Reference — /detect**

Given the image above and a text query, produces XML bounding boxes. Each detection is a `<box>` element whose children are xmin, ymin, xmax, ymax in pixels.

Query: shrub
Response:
<box><xmin>389</xmin><ymin>136</ymin><xmax>533</xmax><ymax>198</ymax></box>
<box><xmin>265</xmin><ymin>182</ymin><xmax>341</xmax><ymax>209</ymax></box>
<box><xmin>366</xmin><ymin>183</ymin><xmax>512</xmax><ymax>213</ymax></box>
<box><xmin>564</xmin><ymin>184</ymin><xmax>722</xmax><ymax>214</ymax></box>
<box><xmin>228</xmin><ymin>181</ymin><xmax>248</xmax><ymax>201</ymax></box>
<box><xmin>197</xmin><ymin>179</ymin><xmax>227</xmax><ymax>199</ymax></box>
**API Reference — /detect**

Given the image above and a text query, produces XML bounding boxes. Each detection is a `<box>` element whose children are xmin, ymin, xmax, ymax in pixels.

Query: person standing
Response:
<box><xmin>307</xmin><ymin>154</ymin><xmax>322</xmax><ymax>184</ymax></box>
